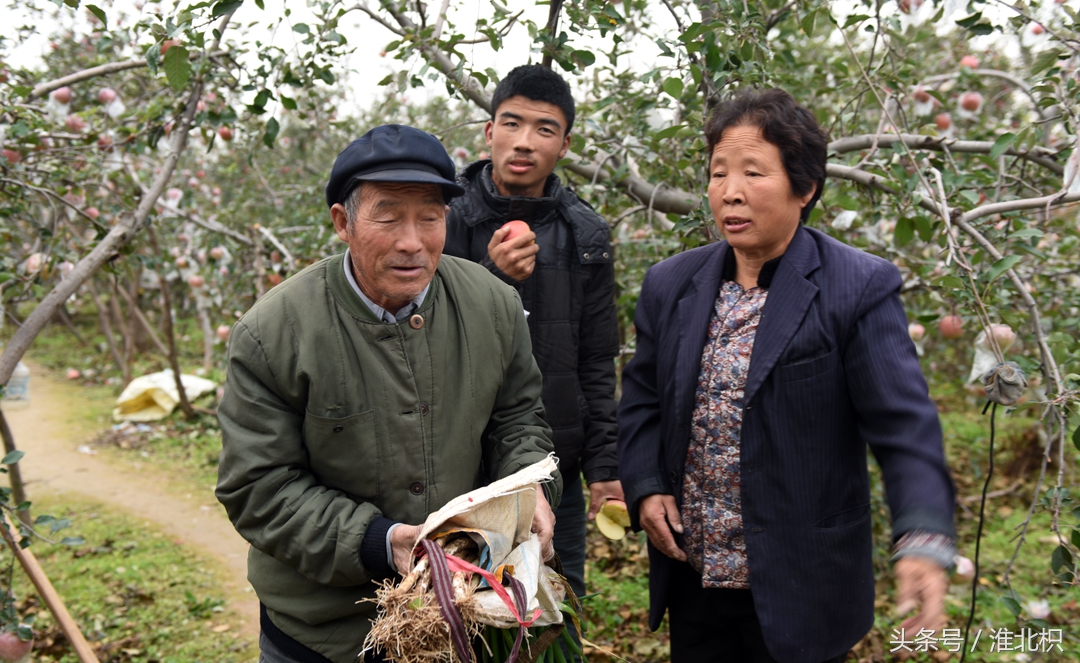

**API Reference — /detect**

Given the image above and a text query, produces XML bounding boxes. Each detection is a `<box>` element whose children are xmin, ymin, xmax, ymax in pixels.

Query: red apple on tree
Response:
<box><xmin>51</xmin><ymin>86</ymin><xmax>72</xmax><ymax>104</ymax></box>
<box><xmin>1</xmin><ymin>149</ymin><xmax>20</xmax><ymax>165</ymax></box>
<box><xmin>216</xmin><ymin>325</ymin><xmax>231</xmax><ymax>341</ymax></box>
<box><xmin>0</xmin><ymin>630</ymin><xmax>33</xmax><ymax>662</ymax></box>
<box><xmin>218</xmin><ymin>126</ymin><xmax>233</xmax><ymax>142</ymax></box>
<box><xmin>959</xmin><ymin>91</ymin><xmax>983</xmax><ymax>112</ymax></box>
<box><xmin>501</xmin><ymin>220</ymin><xmax>533</xmax><ymax>244</ymax></box>
<box><xmin>908</xmin><ymin>323</ymin><xmax>926</xmax><ymax>342</ymax></box>
<box><xmin>160</xmin><ymin>39</ymin><xmax>179</xmax><ymax>55</ymax></box>
<box><xmin>959</xmin><ymin>55</ymin><xmax>979</xmax><ymax>69</ymax></box>
<box><xmin>85</xmin><ymin>207</ymin><xmax>100</xmax><ymax>220</ymax></box>
<box><xmin>97</xmin><ymin>87</ymin><xmax>117</xmax><ymax>104</ymax></box>
<box><xmin>210</xmin><ymin>246</ymin><xmax>225</xmax><ymax>260</ymax></box>
<box><xmin>1031</xmin><ymin>24</ymin><xmax>1045</xmax><ymax>35</ymax></box>
<box><xmin>913</xmin><ymin>86</ymin><xmax>931</xmax><ymax>104</ymax></box>
<box><xmin>65</xmin><ymin>115</ymin><xmax>86</xmax><ymax>133</ymax></box>
<box><xmin>268</xmin><ymin>273</ymin><xmax>284</xmax><ymax>287</ymax></box>
<box><xmin>188</xmin><ymin>274</ymin><xmax>205</xmax><ymax>288</ymax></box>
<box><xmin>939</xmin><ymin>315</ymin><xmax>964</xmax><ymax>339</ymax></box>
<box><xmin>934</xmin><ymin>113</ymin><xmax>952</xmax><ymax>130</ymax></box>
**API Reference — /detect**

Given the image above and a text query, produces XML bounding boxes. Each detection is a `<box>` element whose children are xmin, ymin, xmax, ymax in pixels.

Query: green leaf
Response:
<box><xmin>989</xmin><ymin>133</ymin><xmax>1016</xmax><ymax>160</ymax></box>
<box><xmin>1</xmin><ymin>450</ymin><xmax>24</xmax><ymax>465</ymax></box>
<box><xmin>163</xmin><ymin>45</ymin><xmax>192</xmax><ymax>91</ymax></box>
<box><xmin>1072</xmin><ymin>528</ymin><xmax>1080</xmax><ymax>550</ymax></box>
<box><xmin>262</xmin><ymin>117</ymin><xmax>279</xmax><ymax>148</ymax></box>
<box><xmin>662</xmin><ymin>77</ymin><xmax>684</xmax><ymax>99</ymax></box>
<box><xmin>654</xmin><ymin>124</ymin><xmax>682</xmax><ymax>140</ymax></box>
<box><xmin>254</xmin><ymin>0</ymin><xmax>263</xmax><ymax>8</ymax></box>
<box><xmin>894</xmin><ymin>217</ymin><xmax>914</xmax><ymax>246</ymax></box>
<box><xmin>60</xmin><ymin>536</ymin><xmax>85</xmax><ymax>546</ymax></box>
<box><xmin>280</xmin><ymin>95</ymin><xmax>297</xmax><ymax>110</ymax></box>
<box><xmin>212</xmin><ymin>0</ymin><xmax>243</xmax><ymax>17</ymax></box>
<box><xmin>86</xmin><ymin>4</ymin><xmax>107</xmax><ymax>27</ymax></box>
<box><xmin>1073</xmin><ymin>425</ymin><xmax>1080</xmax><ymax>452</ymax></box>
<box><xmin>1008</xmin><ymin>228</ymin><xmax>1043</xmax><ymax>240</ymax></box>
<box><xmin>252</xmin><ymin>89</ymin><xmax>271</xmax><ymax>108</ymax></box>
<box><xmin>1051</xmin><ymin>544</ymin><xmax>1073</xmax><ymax>573</ymax></box>
<box><xmin>801</xmin><ymin>9</ymin><xmax>817</xmax><ymax>38</ymax></box>
<box><xmin>63</xmin><ymin>0</ymin><xmax>79</xmax><ymax>7</ymax></box>
<box><xmin>293</xmin><ymin>22</ymin><xmax>310</xmax><ymax>34</ymax></box>
<box><xmin>1031</xmin><ymin>49</ymin><xmax>1064</xmax><ymax>76</ymax></box>
<box><xmin>842</xmin><ymin>14</ymin><xmax>871</xmax><ymax>28</ymax></box>
<box><xmin>986</xmin><ymin>255</ymin><xmax>1022</xmax><ymax>283</ymax></box>
<box><xmin>571</xmin><ymin>50</ymin><xmax>595</xmax><ymax>67</ymax></box>
<box><xmin>1001</xmin><ymin>596</ymin><xmax>1021</xmax><ymax>617</ymax></box>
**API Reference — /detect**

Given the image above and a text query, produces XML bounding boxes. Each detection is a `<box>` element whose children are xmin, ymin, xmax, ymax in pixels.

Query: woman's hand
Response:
<box><xmin>639</xmin><ymin>494</ymin><xmax>687</xmax><ymax>561</ymax></box>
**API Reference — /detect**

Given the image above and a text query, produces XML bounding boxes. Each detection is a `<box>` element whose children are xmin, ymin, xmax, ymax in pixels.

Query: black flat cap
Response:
<box><xmin>325</xmin><ymin>124</ymin><xmax>464</xmax><ymax>208</ymax></box>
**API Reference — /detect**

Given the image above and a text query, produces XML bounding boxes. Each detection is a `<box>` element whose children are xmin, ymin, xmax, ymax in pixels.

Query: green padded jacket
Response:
<box><xmin>216</xmin><ymin>252</ymin><xmax>561</xmax><ymax>663</ymax></box>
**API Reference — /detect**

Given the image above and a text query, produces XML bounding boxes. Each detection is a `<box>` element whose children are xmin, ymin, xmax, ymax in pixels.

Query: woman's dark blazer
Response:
<box><xmin>616</xmin><ymin>225</ymin><xmax>955</xmax><ymax>663</ymax></box>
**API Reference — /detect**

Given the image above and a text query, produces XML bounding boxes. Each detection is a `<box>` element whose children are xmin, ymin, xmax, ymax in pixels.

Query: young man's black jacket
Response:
<box><xmin>443</xmin><ymin>160</ymin><xmax>619</xmax><ymax>485</ymax></box>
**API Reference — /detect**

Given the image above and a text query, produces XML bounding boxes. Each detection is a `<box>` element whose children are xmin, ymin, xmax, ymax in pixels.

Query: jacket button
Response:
<box><xmin>332</xmin><ymin>425</ymin><xmax>344</xmax><ymax>433</ymax></box>
<box><xmin>603</xmin><ymin>252</ymin><xmax>609</xmax><ymax>259</ymax></box>
<box><xmin>582</xmin><ymin>253</ymin><xmax>590</xmax><ymax>260</ymax></box>
<box><xmin>419</xmin><ymin>402</ymin><xmax>429</xmax><ymax>415</ymax></box>
<box><xmin>409</xmin><ymin>314</ymin><xmax>424</xmax><ymax>330</ymax></box>
<box><xmin>410</xmin><ymin>482</ymin><xmax>425</xmax><ymax>496</ymax></box>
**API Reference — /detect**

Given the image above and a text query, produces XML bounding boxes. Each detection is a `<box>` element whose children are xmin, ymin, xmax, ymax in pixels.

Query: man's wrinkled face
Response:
<box><xmin>330</xmin><ymin>181</ymin><xmax>447</xmax><ymax>314</ymax></box>
<box><xmin>484</xmin><ymin>96</ymin><xmax>571</xmax><ymax>198</ymax></box>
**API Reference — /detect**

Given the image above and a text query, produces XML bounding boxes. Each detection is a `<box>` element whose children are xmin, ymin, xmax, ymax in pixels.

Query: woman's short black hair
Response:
<box><xmin>705</xmin><ymin>88</ymin><xmax>828</xmax><ymax>223</ymax></box>
<box><xmin>491</xmin><ymin>65</ymin><xmax>575</xmax><ymax>135</ymax></box>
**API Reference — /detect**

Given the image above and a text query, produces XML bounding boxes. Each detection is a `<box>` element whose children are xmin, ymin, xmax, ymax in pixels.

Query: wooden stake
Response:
<box><xmin>0</xmin><ymin>512</ymin><xmax>100</xmax><ymax>663</ymax></box>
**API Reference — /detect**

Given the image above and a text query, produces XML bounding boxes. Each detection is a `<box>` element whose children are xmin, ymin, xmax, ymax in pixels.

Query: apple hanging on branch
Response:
<box><xmin>939</xmin><ymin>315</ymin><xmax>964</xmax><ymax>339</ymax></box>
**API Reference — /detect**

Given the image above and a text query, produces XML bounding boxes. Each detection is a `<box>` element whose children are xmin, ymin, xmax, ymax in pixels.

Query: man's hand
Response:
<box><xmin>488</xmin><ymin>226</ymin><xmax>539</xmax><ymax>281</ymax></box>
<box><xmin>586</xmin><ymin>480</ymin><xmax>625</xmax><ymax>521</ymax></box>
<box><xmin>533</xmin><ymin>489</ymin><xmax>557</xmax><ymax>561</ymax></box>
<box><xmin>639</xmin><ymin>494</ymin><xmax>686</xmax><ymax>562</ymax></box>
<box><xmin>895</xmin><ymin>556</ymin><xmax>948</xmax><ymax>633</ymax></box>
<box><xmin>389</xmin><ymin>523</ymin><xmax>422</xmax><ymax>576</ymax></box>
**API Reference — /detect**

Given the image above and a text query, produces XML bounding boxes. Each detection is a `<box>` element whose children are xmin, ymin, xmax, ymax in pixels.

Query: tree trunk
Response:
<box><xmin>0</xmin><ymin>406</ymin><xmax>30</xmax><ymax>526</ymax></box>
<box><xmin>86</xmin><ymin>280</ymin><xmax>125</xmax><ymax>375</ymax></box>
<box><xmin>146</xmin><ymin>226</ymin><xmax>195</xmax><ymax>420</ymax></box>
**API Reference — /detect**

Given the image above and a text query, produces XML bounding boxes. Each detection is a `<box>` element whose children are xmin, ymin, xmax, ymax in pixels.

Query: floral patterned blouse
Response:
<box><xmin>681</xmin><ymin>279</ymin><xmax>769</xmax><ymax>588</ymax></box>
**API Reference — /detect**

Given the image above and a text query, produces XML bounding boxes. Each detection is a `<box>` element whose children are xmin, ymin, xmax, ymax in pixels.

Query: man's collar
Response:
<box><xmin>476</xmin><ymin>163</ymin><xmax>562</xmax><ymax>224</ymax></box>
<box><xmin>342</xmin><ymin>249</ymin><xmax>429</xmax><ymax>323</ymax></box>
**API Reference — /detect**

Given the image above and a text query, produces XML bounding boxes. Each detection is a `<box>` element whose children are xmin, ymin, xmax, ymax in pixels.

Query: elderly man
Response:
<box><xmin>216</xmin><ymin>124</ymin><xmax>561</xmax><ymax>663</ymax></box>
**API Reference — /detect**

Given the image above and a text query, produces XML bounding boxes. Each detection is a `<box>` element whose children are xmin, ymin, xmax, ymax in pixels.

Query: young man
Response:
<box><xmin>443</xmin><ymin>65</ymin><xmax>622</xmax><ymax>608</ymax></box>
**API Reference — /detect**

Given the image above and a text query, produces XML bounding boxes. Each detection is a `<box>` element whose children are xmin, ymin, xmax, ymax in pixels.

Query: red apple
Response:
<box><xmin>52</xmin><ymin>86</ymin><xmax>73</xmax><ymax>104</ymax></box>
<box><xmin>25</xmin><ymin>253</ymin><xmax>43</xmax><ymax>273</ymax></box>
<box><xmin>216</xmin><ymin>325</ymin><xmax>231</xmax><ymax>341</ymax></box>
<box><xmin>908</xmin><ymin>323</ymin><xmax>925</xmax><ymax>342</ymax></box>
<box><xmin>0</xmin><ymin>630</ymin><xmax>33</xmax><ymax>661</ymax></box>
<box><xmin>196</xmin><ymin>169</ymin><xmax>205</xmax><ymax>179</ymax></box>
<box><xmin>959</xmin><ymin>91</ymin><xmax>982</xmax><ymax>112</ymax></box>
<box><xmin>501</xmin><ymin>220</ymin><xmax>533</xmax><ymax>243</ymax></box>
<box><xmin>85</xmin><ymin>207</ymin><xmax>99</xmax><ymax>220</ymax></box>
<box><xmin>97</xmin><ymin>87</ymin><xmax>117</xmax><ymax>104</ymax></box>
<box><xmin>217</xmin><ymin>126</ymin><xmax>233</xmax><ymax>141</ymax></box>
<box><xmin>939</xmin><ymin>315</ymin><xmax>964</xmax><ymax>339</ymax></box>
<box><xmin>210</xmin><ymin>246</ymin><xmax>225</xmax><ymax>260</ymax></box>
<box><xmin>160</xmin><ymin>39</ymin><xmax>179</xmax><ymax>55</ymax></box>
<box><xmin>67</xmin><ymin>368</ymin><xmax>81</xmax><ymax>380</ymax></box>
<box><xmin>267</xmin><ymin>273</ymin><xmax>283</xmax><ymax>286</ymax></box>
<box><xmin>270</xmin><ymin>250</ymin><xmax>282</xmax><ymax>264</ymax></box>
<box><xmin>175</xmin><ymin>256</ymin><xmax>188</xmax><ymax>268</ymax></box>
<box><xmin>65</xmin><ymin>115</ymin><xmax>86</xmax><ymax>133</ymax></box>
<box><xmin>188</xmin><ymin>177</ymin><xmax>199</xmax><ymax>188</ymax></box>
<box><xmin>988</xmin><ymin>324</ymin><xmax>1016</xmax><ymax>351</ymax></box>
<box><xmin>959</xmin><ymin>55</ymin><xmax>979</xmax><ymax>69</ymax></box>
<box><xmin>188</xmin><ymin>274</ymin><xmax>205</xmax><ymax>288</ymax></box>
<box><xmin>1031</xmin><ymin>24</ymin><xmax>1045</xmax><ymax>35</ymax></box>
<box><xmin>934</xmin><ymin>113</ymin><xmax>952</xmax><ymax>130</ymax></box>
<box><xmin>97</xmin><ymin>134</ymin><xmax>113</xmax><ymax>150</ymax></box>
<box><xmin>2</xmin><ymin>149</ymin><xmax>20</xmax><ymax>164</ymax></box>
<box><xmin>913</xmin><ymin>86</ymin><xmax>931</xmax><ymax>104</ymax></box>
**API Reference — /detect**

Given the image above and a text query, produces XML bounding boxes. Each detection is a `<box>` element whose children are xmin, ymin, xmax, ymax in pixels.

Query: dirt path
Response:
<box><xmin>2</xmin><ymin>362</ymin><xmax>260</xmax><ymax>642</ymax></box>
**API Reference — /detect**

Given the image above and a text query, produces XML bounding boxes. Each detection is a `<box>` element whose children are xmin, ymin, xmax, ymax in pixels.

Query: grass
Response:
<box><xmin>2</xmin><ymin>494</ymin><xmax>254</xmax><ymax>663</ymax></box>
<box><xmin>8</xmin><ymin>308</ymin><xmax>1079</xmax><ymax>662</ymax></box>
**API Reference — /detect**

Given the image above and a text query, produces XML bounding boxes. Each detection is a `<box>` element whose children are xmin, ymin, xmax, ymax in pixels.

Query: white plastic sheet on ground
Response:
<box><xmin>413</xmin><ymin>455</ymin><xmax>565</xmax><ymax>628</ymax></box>
<box><xmin>112</xmin><ymin>370</ymin><xmax>216</xmax><ymax>422</ymax></box>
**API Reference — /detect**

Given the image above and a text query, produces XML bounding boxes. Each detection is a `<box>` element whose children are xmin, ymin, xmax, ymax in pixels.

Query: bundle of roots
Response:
<box><xmin>363</xmin><ymin>534</ymin><xmax>485</xmax><ymax>663</ymax></box>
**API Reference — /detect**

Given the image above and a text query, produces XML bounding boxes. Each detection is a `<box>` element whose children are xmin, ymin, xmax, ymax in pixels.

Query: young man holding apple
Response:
<box><xmin>444</xmin><ymin>65</ymin><xmax>623</xmax><ymax>610</ymax></box>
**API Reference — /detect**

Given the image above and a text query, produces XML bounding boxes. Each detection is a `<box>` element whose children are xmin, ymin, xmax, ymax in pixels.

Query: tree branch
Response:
<box><xmin>829</xmin><ymin>134</ymin><xmax>1062</xmax><ymax>175</ymax></box>
<box><xmin>28</xmin><ymin>50</ymin><xmax>229</xmax><ymax>101</ymax></box>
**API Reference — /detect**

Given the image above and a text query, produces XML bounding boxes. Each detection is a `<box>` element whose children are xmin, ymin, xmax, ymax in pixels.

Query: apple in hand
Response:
<box><xmin>595</xmin><ymin>499</ymin><xmax>631</xmax><ymax>540</ymax></box>
<box><xmin>501</xmin><ymin>220</ymin><xmax>532</xmax><ymax>244</ymax></box>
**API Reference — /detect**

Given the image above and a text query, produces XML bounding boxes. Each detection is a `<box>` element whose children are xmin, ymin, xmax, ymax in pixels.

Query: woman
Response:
<box><xmin>616</xmin><ymin>89</ymin><xmax>956</xmax><ymax>663</ymax></box>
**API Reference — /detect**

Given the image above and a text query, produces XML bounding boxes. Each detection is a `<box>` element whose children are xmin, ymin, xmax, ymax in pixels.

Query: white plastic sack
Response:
<box><xmin>112</xmin><ymin>370</ymin><xmax>216</xmax><ymax>422</ymax></box>
<box><xmin>413</xmin><ymin>455</ymin><xmax>565</xmax><ymax>628</ymax></box>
